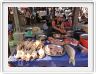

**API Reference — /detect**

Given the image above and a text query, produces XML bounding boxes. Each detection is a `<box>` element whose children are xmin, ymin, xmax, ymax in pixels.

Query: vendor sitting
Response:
<box><xmin>52</xmin><ymin>16</ymin><xmax>66</xmax><ymax>34</ymax></box>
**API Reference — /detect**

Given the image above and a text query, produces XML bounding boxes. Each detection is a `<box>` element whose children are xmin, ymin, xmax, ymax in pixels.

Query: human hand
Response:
<box><xmin>59</xmin><ymin>29</ymin><xmax>66</xmax><ymax>33</ymax></box>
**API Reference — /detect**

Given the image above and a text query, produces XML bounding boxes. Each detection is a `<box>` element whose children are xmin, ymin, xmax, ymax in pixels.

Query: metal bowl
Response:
<box><xmin>44</xmin><ymin>44</ymin><xmax>65</xmax><ymax>56</ymax></box>
<box><xmin>38</xmin><ymin>35</ymin><xmax>47</xmax><ymax>40</ymax></box>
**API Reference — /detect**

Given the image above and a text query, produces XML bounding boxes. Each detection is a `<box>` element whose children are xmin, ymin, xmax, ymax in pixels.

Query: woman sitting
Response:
<box><xmin>51</xmin><ymin>16</ymin><xmax>66</xmax><ymax>34</ymax></box>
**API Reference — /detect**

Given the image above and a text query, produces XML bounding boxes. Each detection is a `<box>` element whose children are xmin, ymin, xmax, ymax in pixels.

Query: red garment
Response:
<box><xmin>62</xmin><ymin>21</ymin><xmax>72</xmax><ymax>27</ymax></box>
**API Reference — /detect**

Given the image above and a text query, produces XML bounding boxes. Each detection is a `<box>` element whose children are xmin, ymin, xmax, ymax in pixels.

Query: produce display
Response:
<box><xmin>15</xmin><ymin>39</ymin><xmax>65</xmax><ymax>60</ymax></box>
<box><xmin>45</xmin><ymin>44</ymin><xmax>64</xmax><ymax>56</ymax></box>
<box><xmin>11</xmin><ymin>26</ymin><xmax>87</xmax><ymax>66</ymax></box>
<box><xmin>48</xmin><ymin>37</ymin><xmax>65</xmax><ymax>45</ymax></box>
<box><xmin>15</xmin><ymin>40</ymin><xmax>45</xmax><ymax>61</ymax></box>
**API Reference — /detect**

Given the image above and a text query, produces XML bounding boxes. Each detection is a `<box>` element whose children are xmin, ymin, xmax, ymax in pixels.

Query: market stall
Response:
<box><xmin>8</xmin><ymin>7</ymin><xmax>88</xmax><ymax>67</ymax></box>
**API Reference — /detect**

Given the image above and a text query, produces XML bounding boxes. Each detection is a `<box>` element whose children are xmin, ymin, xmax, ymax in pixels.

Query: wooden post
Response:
<box><xmin>72</xmin><ymin>7</ymin><xmax>80</xmax><ymax>25</ymax></box>
<box><xmin>12</xmin><ymin>7</ymin><xmax>21</xmax><ymax>32</ymax></box>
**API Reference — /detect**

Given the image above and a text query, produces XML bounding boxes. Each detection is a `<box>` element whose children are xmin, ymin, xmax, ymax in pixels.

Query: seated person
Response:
<box><xmin>51</xmin><ymin>16</ymin><xmax>66</xmax><ymax>34</ymax></box>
